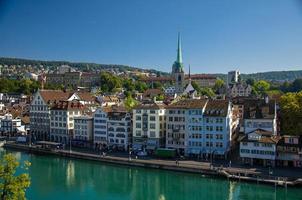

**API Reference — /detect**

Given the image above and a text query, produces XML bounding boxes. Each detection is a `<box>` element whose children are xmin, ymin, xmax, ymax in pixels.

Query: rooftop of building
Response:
<box><xmin>38</xmin><ymin>90</ymin><xmax>96</xmax><ymax>105</ymax></box>
<box><xmin>277</xmin><ymin>135</ymin><xmax>302</xmax><ymax>148</ymax></box>
<box><xmin>203</xmin><ymin>100</ymin><xmax>229</xmax><ymax>117</ymax></box>
<box><xmin>50</xmin><ymin>100</ymin><xmax>85</xmax><ymax>111</ymax></box>
<box><xmin>243</xmin><ymin>98</ymin><xmax>276</xmax><ymax>119</ymax></box>
<box><xmin>166</xmin><ymin>99</ymin><xmax>208</xmax><ymax>109</ymax></box>
<box><xmin>134</xmin><ymin>102</ymin><xmax>166</xmax><ymax>110</ymax></box>
<box><xmin>239</xmin><ymin>129</ymin><xmax>280</xmax><ymax>144</ymax></box>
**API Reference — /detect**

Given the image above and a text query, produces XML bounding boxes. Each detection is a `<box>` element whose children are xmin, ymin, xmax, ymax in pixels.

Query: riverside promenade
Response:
<box><xmin>4</xmin><ymin>142</ymin><xmax>302</xmax><ymax>187</ymax></box>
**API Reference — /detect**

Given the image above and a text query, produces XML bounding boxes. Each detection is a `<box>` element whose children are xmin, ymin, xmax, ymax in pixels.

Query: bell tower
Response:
<box><xmin>171</xmin><ymin>33</ymin><xmax>185</xmax><ymax>94</ymax></box>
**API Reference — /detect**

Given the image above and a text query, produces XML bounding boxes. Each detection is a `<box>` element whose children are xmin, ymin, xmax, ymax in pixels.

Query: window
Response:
<box><xmin>136</xmin><ymin>123</ymin><xmax>141</xmax><ymax>128</ymax></box>
<box><xmin>150</xmin><ymin>131</ymin><xmax>156</xmax><ymax>137</ymax></box>
<box><xmin>135</xmin><ymin>130</ymin><xmax>141</xmax><ymax>136</ymax></box>
<box><xmin>150</xmin><ymin>116</ymin><xmax>156</xmax><ymax>121</ymax></box>
<box><xmin>136</xmin><ymin>116</ymin><xmax>141</xmax><ymax>121</ymax></box>
<box><xmin>150</xmin><ymin>123</ymin><xmax>156</xmax><ymax>129</ymax></box>
<box><xmin>150</xmin><ymin>110</ymin><xmax>156</xmax><ymax>114</ymax></box>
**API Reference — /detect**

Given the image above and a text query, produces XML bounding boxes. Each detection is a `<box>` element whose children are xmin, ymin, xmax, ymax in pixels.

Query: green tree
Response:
<box><xmin>100</xmin><ymin>72</ymin><xmax>122</xmax><ymax>93</ymax></box>
<box><xmin>135</xmin><ymin>81</ymin><xmax>148</xmax><ymax>93</ymax></box>
<box><xmin>200</xmin><ymin>87</ymin><xmax>215</xmax><ymax>98</ymax></box>
<box><xmin>0</xmin><ymin>153</ymin><xmax>31</xmax><ymax>200</ymax></box>
<box><xmin>124</xmin><ymin>96</ymin><xmax>139</xmax><ymax>111</ymax></box>
<box><xmin>291</xmin><ymin>78</ymin><xmax>302</xmax><ymax>92</ymax></box>
<box><xmin>213</xmin><ymin>78</ymin><xmax>225</xmax><ymax>92</ymax></box>
<box><xmin>123</xmin><ymin>79</ymin><xmax>135</xmax><ymax>92</ymax></box>
<box><xmin>191</xmin><ymin>81</ymin><xmax>201</xmax><ymax>93</ymax></box>
<box><xmin>152</xmin><ymin>82</ymin><xmax>163</xmax><ymax>90</ymax></box>
<box><xmin>280</xmin><ymin>92</ymin><xmax>302</xmax><ymax>135</ymax></box>
<box><xmin>253</xmin><ymin>80</ymin><xmax>270</xmax><ymax>96</ymax></box>
<box><xmin>245</xmin><ymin>78</ymin><xmax>255</xmax><ymax>86</ymax></box>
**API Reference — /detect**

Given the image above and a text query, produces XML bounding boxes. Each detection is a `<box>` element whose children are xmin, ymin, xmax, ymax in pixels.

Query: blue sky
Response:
<box><xmin>1</xmin><ymin>0</ymin><xmax>302</xmax><ymax>73</ymax></box>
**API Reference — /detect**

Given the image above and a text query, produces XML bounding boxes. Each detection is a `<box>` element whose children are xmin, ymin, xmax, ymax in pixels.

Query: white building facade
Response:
<box><xmin>132</xmin><ymin>103</ymin><xmax>166</xmax><ymax>151</ymax></box>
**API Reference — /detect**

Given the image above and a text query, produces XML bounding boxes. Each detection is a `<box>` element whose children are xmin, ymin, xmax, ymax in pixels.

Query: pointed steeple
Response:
<box><xmin>177</xmin><ymin>32</ymin><xmax>183</xmax><ymax>64</ymax></box>
<box><xmin>172</xmin><ymin>33</ymin><xmax>184</xmax><ymax>73</ymax></box>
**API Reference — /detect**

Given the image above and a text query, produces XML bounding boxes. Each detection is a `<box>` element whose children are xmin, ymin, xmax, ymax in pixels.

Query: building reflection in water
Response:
<box><xmin>66</xmin><ymin>160</ymin><xmax>75</xmax><ymax>187</ymax></box>
<box><xmin>228</xmin><ymin>181</ymin><xmax>240</xmax><ymax>200</ymax></box>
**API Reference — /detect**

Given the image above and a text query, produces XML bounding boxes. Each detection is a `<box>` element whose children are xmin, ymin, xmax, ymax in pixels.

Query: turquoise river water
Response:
<box><xmin>1</xmin><ymin>149</ymin><xmax>302</xmax><ymax>200</ymax></box>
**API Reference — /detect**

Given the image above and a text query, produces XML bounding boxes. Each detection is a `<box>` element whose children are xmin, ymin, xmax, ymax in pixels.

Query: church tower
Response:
<box><xmin>172</xmin><ymin>33</ymin><xmax>185</xmax><ymax>94</ymax></box>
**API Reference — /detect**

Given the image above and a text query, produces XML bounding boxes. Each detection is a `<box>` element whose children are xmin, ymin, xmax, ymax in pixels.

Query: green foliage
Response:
<box><xmin>213</xmin><ymin>78</ymin><xmax>225</xmax><ymax>92</ymax></box>
<box><xmin>100</xmin><ymin>72</ymin><xmax>122</xmax><ymax>93</ymax></box>
<box><xmin>124</xmin><ymin>96</ymin><xmax>139</xmax><ymax>111</ymax></box>
<box><xmin>0</xmin><ymin>153</ymin><xmax>31</xmax><ymax>200</ymax></box>
<box><xmin>265</xmin><ymin>90</ymin><xmax>283</xmax><ymax>96</ymax></box>
<box><xmin>291</xmin><ymin>79</ymin><xmax>302</xmax><ymax>92</ymax></box>
<box><xmin>253</xmin><ymin>80</ymin><xmax>270</xmax><ymax>96</ymax></box>
<box><xmin>0</xmin><ymin>78</ymin><xmax>40</xmax><ymax>94</ymax></box>
<box><xmin>156</xmin><ymin>94</ymin><xmax>165</xmax><ymax>101</ymax></box>
<box><xmin>191</xmin><ymin>81</ymin><xmax>201</xmax><ymax>93</ymax></box>
<box><xmin>245</xmin><ymin>78</ymin><xmax>255</xmax><ymax>86</ymax></box>
<box><xmin>280</xmin><ymin>92</ymin><xmax>302</xmax><ymax>135</ymax></box>
<box><xmin>200</xmin><ymin>87</ymin><xmax>215</xmax><ymax>98</ymax></box>
<box><xmin>0</xmin><ymin>57</ymin><xmax>168</xmax><ymax>76</ymax></box>
<box><xmin>135</xmin><ymin>81</ymin><xmax>148</xmax><ymax>93</ymax></box>
<box><xmin>152</xmin><ymin>82</ymin><xmax>163</xmax><ymax>90</ymax></box>
<box><xmin>44</xmin><ymin>83</ymin><xmax>64</xmax><ymax>90</ymax></box>
<box><xmin>191</xmin><ymin>81</ymin><xmax>214</xmax><ymax>97</ymax></box>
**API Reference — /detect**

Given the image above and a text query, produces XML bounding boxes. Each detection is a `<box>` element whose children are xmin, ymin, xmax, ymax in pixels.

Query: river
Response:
<box><xmin>2</xmin><ymin>149</ymin><xmax>302</xmax><ymax>200</ymax></box>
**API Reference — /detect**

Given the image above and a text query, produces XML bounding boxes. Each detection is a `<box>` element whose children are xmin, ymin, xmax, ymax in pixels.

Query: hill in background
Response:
<box><xmin>0</xmin><ymin>57</ymin><xmax>301</xmax><ymax>82</ymax></box>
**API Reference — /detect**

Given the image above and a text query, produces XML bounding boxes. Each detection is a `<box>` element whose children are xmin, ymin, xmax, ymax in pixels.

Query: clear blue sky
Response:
<box><xmin>1</xmin><ymin>0</ymin><xmax>302</xmax><ymax>73</ymax></box>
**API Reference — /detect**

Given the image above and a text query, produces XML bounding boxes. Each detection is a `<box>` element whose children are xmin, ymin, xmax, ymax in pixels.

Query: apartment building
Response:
<box><xmin>0</xmin><ymin>113</ymin><xmax>25</xmax><ymax>135</ymax></box>
<box><xmin>132</xmin><ymin>103</ymin><xmax>166</xmax><ymax>152</ymax></box>
<box><xmin>74</xmin><ymin>115</ymin><xmax>94</xmax><ymax>147</ymax></box>
<box><xmin>244</xmin><ymin>98</ymin><xmax>277</xmax><ymax>135</ymax></box>
<box><xmin>277</xmin><ymin>135</ymin><xmax>302</xmax><ymax>168</ymax></box>
<box><xmin>239</xmin><ymin>129</ymin><xmax>280</xmax><ymax>167</ymax></box>
<box><xmin>50</xmin><ymin>100</ymin><xmax>85</xmax><ymax>144</ymax></box>
<box><xmin>198</xmin><ymin>100</ymin><xmax>233</xmax><ymax>159</ymax></box>
<box><xmin>30</xmin><ymin>89</ymin><xmax>96</xmax><ymax>140</ymax></box>
<box><xmin>107</xmin><ymin>108</ymin><xmax>131</xmax><ymax>151</ymax></box>
<box><xmin>166</xmin><ymin>99</ymin><xmax>207</xmax><ymax>155</ymax></box>
<box><xmin>93</xmin><ymin>106</ymin><xmax>131</xmax><ymax>151</ymax></box>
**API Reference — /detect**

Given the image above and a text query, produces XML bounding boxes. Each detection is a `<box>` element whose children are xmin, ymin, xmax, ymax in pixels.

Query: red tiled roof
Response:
<box><xmin>50</xmin><ymin>100</ymin><xmax>85</xmax><ymax>110</ymax></box>
<box><xmin>203</xmin><ymin>100</ymin><xmax>229</xmax><ymax>117</ymax></box>
<box><xmin>39</xmin><ymin>90</ymin><xmax>71</xmax><ymax>103</ymax></box>
<box><xmin>166</xmin><ymin>99</ymin><xmax>208</xmax><ymax>109</ymax></box>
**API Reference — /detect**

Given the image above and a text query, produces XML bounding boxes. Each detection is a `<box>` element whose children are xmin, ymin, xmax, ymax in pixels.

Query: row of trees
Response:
<box><xmin>0</xmin><ymin>79</ymin><xmax>40</xmax><ymax>95</ymax></box>
<box><xmin>99</xmin><ymin>72</ymin><xmax>148</xmax><ymax>94</ymax></box>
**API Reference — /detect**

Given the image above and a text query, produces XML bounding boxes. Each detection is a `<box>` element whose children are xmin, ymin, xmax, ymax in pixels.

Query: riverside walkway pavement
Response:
<box><xmin>57</xmin><ymin>148</ymin><xmax>302</xmax><ymax>180</ymax></box>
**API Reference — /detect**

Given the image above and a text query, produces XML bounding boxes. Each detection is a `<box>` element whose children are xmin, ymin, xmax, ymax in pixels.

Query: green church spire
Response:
<box><xmin>172</xmin><ymin>33</ymin><xmax>184</xmax><ymax>73</ymax></box>
<box><xmin>177</xmin><ymin>32</ymin><xmax>183</xmax><ymax>64</ymax></box>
